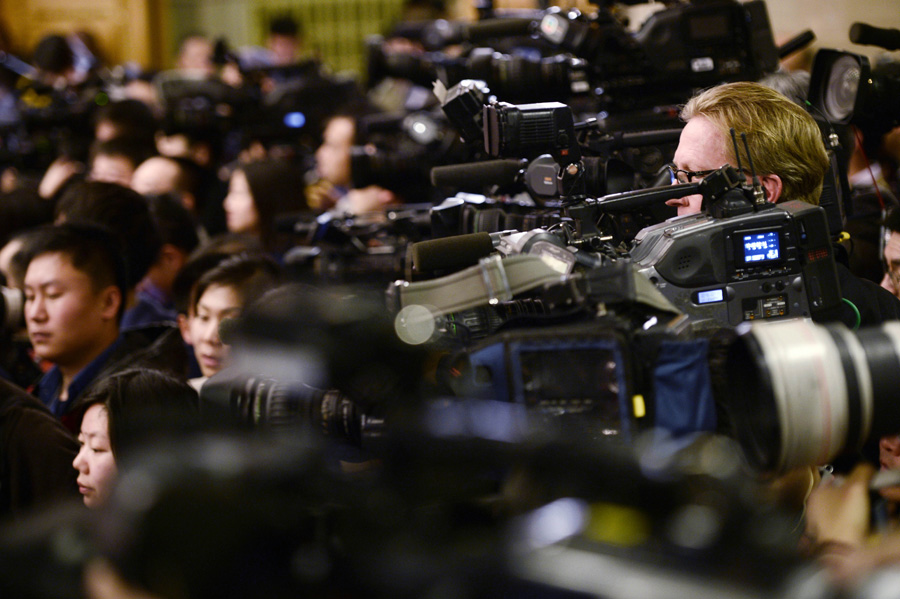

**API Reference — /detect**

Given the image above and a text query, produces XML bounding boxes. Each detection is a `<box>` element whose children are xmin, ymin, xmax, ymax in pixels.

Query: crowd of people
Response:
<box><xmin>1</xmin><ymin>2</ymin><xmax>900</xmax><ymax>598</ymax></box>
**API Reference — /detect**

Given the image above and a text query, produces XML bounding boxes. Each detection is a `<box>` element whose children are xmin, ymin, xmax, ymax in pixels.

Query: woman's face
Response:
<box><xmin>73</xmin><ymin>403</ymin><xmax>117</xmax><ymax>508</ymax></box>
<box><xmin>224</xmin><ymin>170</ymin><xmax>261</xmax><ymax>234</ymax></box>
<box><xmin>315</xmin><ymin>116</ymin><xmax>354</xmax><ymax>187</ymax></box>
<box><xmin>184</xmin><ymin>284</ymin><xmax>243</xmax><ymax>378</ymax></box>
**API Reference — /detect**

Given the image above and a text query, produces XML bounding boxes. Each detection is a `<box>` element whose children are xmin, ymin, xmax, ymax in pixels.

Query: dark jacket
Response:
<box><xmin>0</xmin><ymin>378</ymin><xmax>79</xmax><ymax>520</ymax></box>
<box><xmin>834</xmin><ymin>262</ymin><xmax>900</xmax><ymax>329</ymax></box>
<box><xmin>55</xmin><ymin>324</ymin><xmax>189</xmax><ymax>434</ymax></box>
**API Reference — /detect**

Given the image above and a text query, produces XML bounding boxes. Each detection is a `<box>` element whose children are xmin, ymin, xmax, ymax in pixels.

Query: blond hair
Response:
<box><xmin>681</xmin><ymin>81</ymin><xmax>829</xmax><ymax>206</ymax></box>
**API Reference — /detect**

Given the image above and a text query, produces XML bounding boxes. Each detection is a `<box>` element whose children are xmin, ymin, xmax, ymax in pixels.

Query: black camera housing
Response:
<box><xmin>631</xmin><ymin>200</ymin><xmax>842</xmax><ymax>330</ymax></box>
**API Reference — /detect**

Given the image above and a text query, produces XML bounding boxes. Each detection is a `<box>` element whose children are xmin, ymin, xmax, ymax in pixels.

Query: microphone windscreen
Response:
<box><xmin>430</xmin><ymin>159</ymin><xmax>523</xmax><ymax>190</ymax></box>
<box><xmin>849</xmin><ymin>23</ymin><xmax>900</xmax><ymax>51</ymax></box>
<box><xmin>411</xmin><ymin>232</ymin><xmax>494</xmax><ymax>274</ymax></box>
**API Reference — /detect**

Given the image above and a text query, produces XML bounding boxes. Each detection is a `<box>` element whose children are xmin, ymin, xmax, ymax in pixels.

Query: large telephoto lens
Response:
<box><xmin>200</xmin><ymin>373</ymin><xmax>368</xmax><ymax>447</ymax></box>
<box><xmin>723</xmin><ymin>319</ymin><xmax>900</xmax><ymax>473</ymax></box>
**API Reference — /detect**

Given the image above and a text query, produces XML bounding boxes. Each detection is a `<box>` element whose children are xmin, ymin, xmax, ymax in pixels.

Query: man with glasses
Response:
<box><xmin>665</xmin><ymin>81</ymin><xmax>829</xmax><ymax>216</ymax></box>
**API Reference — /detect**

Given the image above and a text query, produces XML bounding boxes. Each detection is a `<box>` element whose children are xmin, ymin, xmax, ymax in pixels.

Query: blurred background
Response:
<box><xmin>0</xmin><ymin>0</ymin><xmax>896</xmax><ymax>79</ymax></box>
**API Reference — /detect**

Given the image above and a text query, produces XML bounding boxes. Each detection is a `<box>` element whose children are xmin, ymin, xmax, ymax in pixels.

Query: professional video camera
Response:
<box><xmin>808</xmin><ymin>23</ymin><xmax>900</xmax><ymax>130</ymax></box>
<box><xmin>427</xmin><ymin>81</ymin><xmax>679</xmax><ymax>246</ymax></box>
<box><xmin>0</xmin><ymin>66</ymin><xmax>101</xmax><ymax>172</ymax></box>
<box><xmin>348</xmin><ymin>109</ymin><xmax>470</xmax><ymax>202</ymax></box>
<box><xmin>630</xmin><ymin>187</ymin><xmax>843</xmax><ymax>330</ymax></box>
<box><xmin>367</xmin><ymin>0</ymin><xmax>779</xmax><ymax>113</ymax></box>
<box><xmin>155</xmin><ymin>67</ymin><xmax>364</xmax><ymax>155</ymax></box>
<box><xmin>199</xmin><ymin>284</ymin><xmax>429</xmax><ymax>450</ymax></box>
<box><xmin>280</xmin><ymin>203</ymin><xmax>432</xmax><ymax>285</ymax></box>
<box><xmin>385</xmin><ymin>150</ymin><xmax>844</xmax><ymax>445</ymax></box>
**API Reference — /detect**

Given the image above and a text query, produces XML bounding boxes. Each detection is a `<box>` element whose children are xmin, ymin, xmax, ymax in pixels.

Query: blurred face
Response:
<box><xmin>178</xmin><ymin>37</ymin><xmax>214</xmax><ymax>73</ymax></box>
<box><xmin>315</xmin><ymin>116</ymin><xmax>354</xmax><ymax>187</ymax></box>
<box><xmin>185</xmin><ymin>284</ymin><xmax>242</xmax><ymax>378</ymax></box>
<box><xmin>73</xmin><ymin>403</ymin><xmax>117</xmax><ymax>508</ymax></box>
<box><xmin>131</xmin><ymin>157</ymin><xmax>180</xmax><ymax>196</ymax></box>
<box><xmin>24</xmin><ymin>252</ymin><xmax>119</xmax><ymax>372</ymax></box>
<box><xmin>884</xmin><ymin>231</ymin><xmax>900</xmax><ymax>297</ymax></box>
<box><xmin>268</xmin><ymin>34</ymin><xmax>298</xmax><ymax>66</ymax></box>
<box><xmin>90</xmin><ymin>154</ymin><xmax>135</xmax><ymax>187</ymax></box>
<box><xmin>880</xmin><ymin>435</ymin><xmax>900</xmax><ymax>502</ymax></box>
<box><xmin>94</xmin><ymin>120</ymin><xmax>120</xmax><ymax>143</ymax></box>
<box><xmin>223</xmin><ymin>170</ymin><xmax>261</xmax><ymax>234</ymax></box>
<box><xmin>0</xmin><ymin>237</ymin><xmax>23</xmax><ymax>289</ymax></box>
<box><xmin>666</xmin><ymin>115</ymin><xmax>731</xmax><ymax>216</ymax></box>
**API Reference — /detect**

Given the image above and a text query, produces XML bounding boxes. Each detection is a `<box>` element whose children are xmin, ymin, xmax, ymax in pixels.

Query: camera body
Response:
<box><xmin>368</xmin><ymin>0</ymin><xmax>777</xmax><ymax>111</ymax></box>
<box><xmin>631</xmin><ymin>200</ymin><xmax>842</xmax><ymax>329</ymax></box>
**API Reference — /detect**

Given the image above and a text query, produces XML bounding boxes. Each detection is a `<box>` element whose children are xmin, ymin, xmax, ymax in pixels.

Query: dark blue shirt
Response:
<box><xmin>121</xmin><ymin>281</ymin><xmax>177</xmax><ymax>331</ymax></box>
<box><xmin>35</xmin><ymin>337</ymin><xmax>123</xmax><ymax>418</ymax></box>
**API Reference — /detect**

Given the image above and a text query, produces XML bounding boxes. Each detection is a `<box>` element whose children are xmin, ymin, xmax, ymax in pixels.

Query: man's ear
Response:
<box><xmin>177</xmin><ymin>313</ymin><xmax>194</xmax><ymax>345</ymax></box>
<box><xmin>100</xmin><ymin>286</ymin><xmax>122</xmax><ymax>321</ymax></box>
<box><xmin>178</xmin><ymin>313</ymin><xmax>191</xmax><ymax>345</ymax></box>
<box><xmin>760</xmin><ymin>173</ymin><xmax>783</xmax><ymax>204</ymax></box>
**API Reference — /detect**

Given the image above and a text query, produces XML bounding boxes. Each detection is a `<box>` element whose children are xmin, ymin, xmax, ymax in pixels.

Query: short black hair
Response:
<box><xmin>885</xmin><ymin>206</ymin><xmax>900</xmax><ymax>235</ymax></box>
<box><xmin>146</xmin><ymin>193</ymin><xmax>200</xmax><ymax>255</ymax></box>
<box><xmin>269</xmin><ymin>14</ymin><xmax>300</xmax><ymax>37</ymax></box>
<box><xmin>89</xmin><ymin>138</ymin><xmax>155</xmax><ymax>172</ymax></box>
<box><xmin>56</xmin><ymin>181</ymin><xmax>163</xmax><ymax>289</ymax></box>
<box><xmin>77</xmin><ymin>368</ymin><xmax>199</xmax><ymax>459</ymax></box>
<box><xmin>190</xmin><ymin>253</ymin><xmax>281</xmax><ymax>315</ymax></box>
<box><xmin>21</xmin><ymin>222</ymin><xmax>129</xmax><ymax>321</ymax></box>
<box><xmin>32</xmin><ymin>34</ymin><xmax>74</xmax><ymax>75</ymax></box>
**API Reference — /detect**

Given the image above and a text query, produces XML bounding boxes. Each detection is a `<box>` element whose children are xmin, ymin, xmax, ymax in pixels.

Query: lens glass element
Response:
<box><xmin>824</xmin><ymin>55</ymin><xmax>862</xmax><ymax>123</ymax></box>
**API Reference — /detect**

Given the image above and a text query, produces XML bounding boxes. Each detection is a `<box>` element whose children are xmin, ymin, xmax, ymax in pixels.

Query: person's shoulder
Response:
<box><xmin>836</xmin><ymin>262</ymin><xmax>900</xmax><ymax>326</ymax></box>
<box><xmin>107</xmin><ymin>325</ymin><xmax>189</xmax><ymax>381</ymax></box>
<box><xmin>0</xmin><ymin>378</ymin><xmax>76</xmax><ymax>454</ymax></box>
<box><xmin>0</xmin><ymin>378</ymin><xmax>47</xmax><ymax>418</ymax></box>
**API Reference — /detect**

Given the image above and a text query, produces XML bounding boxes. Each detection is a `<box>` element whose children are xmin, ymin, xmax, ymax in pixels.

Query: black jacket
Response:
<box><xmin>834</xmin><ymin>262</ymin><xmax>900</xmax><ymax>328</ymax></box>
<box><xmin>0</xmin><ymin>379</ymin><xmax>79</xmax><ymax>520</ymax></box>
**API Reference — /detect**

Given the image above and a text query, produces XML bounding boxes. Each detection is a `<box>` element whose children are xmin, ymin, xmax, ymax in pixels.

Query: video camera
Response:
<box><xmin>808</xmin><ymin>23</ymin><xmax>900</xmax><ymax>131</ymax></box>
<box><xmin>631</xmin><ymin>196</ymin><xmax>842</xmax><ymax>330</ymax></box>
<box><xmin>368</xmin><ymin>0</ymin><xmax>779</xmax><ymax>113</ymax></box>
<box><xmin>155</xmin><ymin>66</ymin><xmax>364</xmax><ymax>154</ymax></box>
<box><xmin>281</xmin><ymin>203</ymin><xmax>433</xmax><ymax>285</ymax></box>
<box><xmin>348</xmin><ymin>109</ymin><xmax>468</xmax><ymax>202</ymax></box>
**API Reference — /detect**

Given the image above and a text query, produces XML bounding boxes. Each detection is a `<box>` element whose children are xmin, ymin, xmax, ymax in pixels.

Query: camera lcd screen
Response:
<box><xmin>740</xmin><ymin>230</ymin><xmax>781</xmax><ymax>264</ymax></box>
<box><xmin>697</xmin><ymin>289</ymin><xmax>725</xmax><ymax>304</ymax></box>
<box><xmin>515</xmin><ymin>345</ymin><xmax>628</xmax><ymax>437</ymax></box>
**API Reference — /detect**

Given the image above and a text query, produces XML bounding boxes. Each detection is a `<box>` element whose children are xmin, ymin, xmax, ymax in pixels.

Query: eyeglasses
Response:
<box><xmin>666</xmin><ymin>164</ymin><xmax>719</xmax><ymax>184</ymax></box>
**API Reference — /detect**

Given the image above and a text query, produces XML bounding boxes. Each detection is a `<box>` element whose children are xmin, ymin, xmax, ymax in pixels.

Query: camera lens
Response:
<box><xmin>724</xmin><ymin>319</ymin><xmax>900</xmax><ymax>473</ymax></box>
<box><xmin>823</xmin><ymin>54</ymin><xmax>863</xmax><ymax>124</ymax></box>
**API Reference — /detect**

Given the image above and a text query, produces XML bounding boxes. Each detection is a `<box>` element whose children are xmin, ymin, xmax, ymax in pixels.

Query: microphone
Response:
<box><xmin>430</xmin><ymin>159</ymin><xmax>525</xmax><ymax>190</ymax></box>
<box><xmin>849</xmin><ymin>22</ymin><xmax>900</xmax><ymax>51</ymax></box>
<box><xmin>777</xmin><ymin>30</ymin><xmax>815</xmax><ymax>59</ymax></box>
<box><xmin>410</xmin><ymin>232</ymin><xmax>494</xmax><ymax>274</ymax></box>
<box><xmin>587</xmin><ymin>128</ymin><xmax>683</xmax><ymax>153</ymax></box>
<box><xmin>423</xmin><ymin>18</ymin><xmax>535</xmax><ymax>49</ymax></box>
